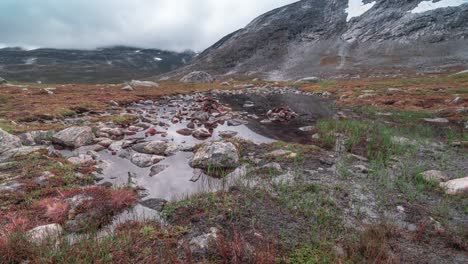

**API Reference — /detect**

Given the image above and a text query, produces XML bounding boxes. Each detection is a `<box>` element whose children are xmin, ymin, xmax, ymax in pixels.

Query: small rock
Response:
<box><xmin>261</xmin><ymin>162</ymin><xmax>283</xmax><ymax>173</ymax></box>
<box><xmin>176</xmin><ymin>128</ymin><xmax>193</xmax><ymax>136</ymax></box>
<box><xmin>266</xmin><ymin>149</ymin><xmax>291</xmax><ymax>158</ymax></box>
<box><xmin>190</xmin><ymin>227</ymin><xmax>219</xmax><ymax>252</ymax></box>
<box><xmin>121</xmin><ymin>85</ymin><xmax>134</xmax><ymax>91</ymax></box>
<box><xmin>421</xmin><ymin>170</ymin><xmax>449</xmax><ymax>183</ymax></box>
<box><xmin>423</xmin><ymin>118</ymin><xmax>449</xmax><ymax>124</ymax></box>
<box><xmin>129</xmin><ymin>80</ymin><xmax>159</xmax><ymax>87</ymax></box>
<box><xmin>140</xmin><ymin>198</ymin><xmax>167</xmax><ymax>211</ymax></box>
<box><xmin>149</xmin><ymin>164</ymin><xmax>169</xmax><ymax>177</ymax></box>
<box><xmin>132</xmin><ymin>141</ymin><xmax>169</xmax><ymax>155</ymax></box>
<box><xmin>218</xmin><ymin>130</ymin><xmax>238</xmax><ymax>139</ymax></box>
<box><xmin>193</xmin><ymin>128</ymin><xmax>212</xmax><ymax>139</ymax></box>
<box><xmin>440</xmin><ymin>177</ymin><xmax>468</xmax><ymax>195</ymax></box>
<box><xmin>68</xmin><ymin>154</ymin><xmax>95</xmax><ymax>167</ymax></box>
<box><xmin>352</xmin><ymin>165</ymin><xmax>370</xmax><ymax>174</ymax></box>
<box><xmin>299</xmin><ymin>126</ymin><xmax>314</xmax><ymax>132</ymax></box>
<box><xmin>27</xmin><ymin>224</ymin><xmax>63</xmax><ymax>244</ymax></box>
<box><xmin>294</xmin><ymin>76</ymin><xmax>320</xmax><ymax>84</ymax></box>
<box><xmin>131</xmin><ymin>153</ymin><xmax>164</xmax><ymax>168</ymax></box>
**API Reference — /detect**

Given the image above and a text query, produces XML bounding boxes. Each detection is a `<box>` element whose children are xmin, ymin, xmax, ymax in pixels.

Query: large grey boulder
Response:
<box><xmin>180</xmin><ymin>71</ymin><xmax>214</xmax><ymax>83</ymax></box>
<box><xmin>0</xmin><ymin>129</ymin><xmax>22</xmax><ymax>155</ymax></box>
<box><xmin>0</xmin><ymin>146</ymin><xmax>44</xmax><ymax>162</ymax></box>
<box><xmin>0</xmin><ymin>77</ymin><xmax>7</xmax><ymax>84</ymax></box>
<box><xmin>52</xmin><ymin>126</ymin><xmax>94</xmax><ymax>148</ymax></box>
<box><xmin>131</xmin><ymin>153</ymin><xmax>165</xmax><ymax>168</ymax></box>
<box><xmin>191</xmin><ymin>141</ymin><xmax>239</xmax><ymax>169</ymax></box>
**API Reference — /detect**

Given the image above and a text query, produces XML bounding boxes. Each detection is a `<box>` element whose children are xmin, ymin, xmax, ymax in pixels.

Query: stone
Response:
<box><xmin>294</xmin><ymin>77</ymin><xmax>320</xmax><ymax>84</ymax></box>
<box><xmin>440</xmin><ymin>177</ymin><xmax>468</xmax><ymax>195</ymax></box>
<box><xmin>191</xmin><ymin>141</ymin><xmax>239</xmax><ymax>169</ymax></box>
<box><xmin>218</xmin><ymin>130</ymin><xmax>238</xmax><ymax>139</ymax></box>
<box><xmin>131</xmin><ymin>153</ymin><xmax>164</xmax><ymax>168</ymax></box>
<box><xmin>190</xmin><ymin>227</ymin><xmax>219</xmax><ymax>252</ymax></box>
<box><xmin>149</xmin><ymin>164</ymin><xmax>169</xmax><ymax>177</ymax></box>
<box><xmin>193</xmin><ymin>128</ymin><xmax>212</xmax><ymax>139</ymax></box>
<box><xmin>266</xmin><ymin>149</ymin><xmax>291</xmax><ymax>157</ymax></box>
<box><xmin>97</xmin><ymin>139</ymin><xmax>114</xmax><ymax>148</ymax></box>
<box><xmin>52</xmin><ymin>126</ymin><xmax>94</xmax><ymax>148</ymax></box>
<box><xmin>423</xmin><ymin>118</ymin><xmax>449</xmax><ymax>124</ymax></box>
<box><xmin>352</xmin><ymin>165</ymin><xmax>370</xmax><ymax>174</ymax></box>
<box><xmin>140</xmin><ymin>198</ymin><xmax>167</xmax><ymax>211</ymax></box>
<box><xmin>27</xmin><ymin>224</ymin><xmax>63</xmax><ymax>244</ymax></box>
<box><xmin>261</xmin><ymin>162</ymin><xmax>283</xmax><ymax>173</ymax></box>
<box><xmin>68</xmin><ymin>154</ymin><xmax>95</xmax><ymax>167</ymax></box>
<box><xmin>129</xmin><ymin>80</ymin><xmax>159</xmax><ymax>87</ymax></box>
<box><xmin>0</xmin><ymin>146</ymin><xmax>44</xmax><ymax>162</ymax></box>
<box><xmin>220</xmin><ymin>82</ymin><xmax>230</xmax><ymax>86</ymax></box>
<box><xmin>0</xmin><ymin>128</ymin><xmax>22</xmax><ymax>155</ymax></box>
<box><xmin>299</xmin><ymin>126</ymin><xmax>314</xmax><ymax>132</ymax></box>
<box><xmin>191</xmin><ymin>111</ymin><xmax>210</xmax><ymax>122</ymax></box>
<box><xmin>99</xmin><ymin>127</ymin><xmax>123</xmax><ymax>137</ymax></box>
<box><xmin>132</xmin><ymin>141</ymin><xmax>168</xmax><ymax>155</ymax></box>
<box><xmin>0</xmin><ymin>77</ymin><xmax>7</xmax><ymax>84</ymax></box>
<box><xmin>176</xmin><ymin>128</ymin><xmax>193</xmax><ymax>136</ymax></box>
<box><xmin>421</xmin><ymin>170</ymin><xmax>449</xmax><ymax>183</ymax></box>
<box><xmin>121</xmin><ymin>85</ymin><xmax>134</xmax><ymax>91</ymax></box>
<box><xmin>227</xmin><ymin>119</ymin><xmax>247</xmax><ymax>126</ymax></box>
<box><xmin>180</xmin><ymin>71</ymin><xmax>214</xmax><ymax>83</ymax></box>
<box><xmin>0</xmin><ymin>180</ymin><xmax>22</xmax><ymax>192</ymax></box>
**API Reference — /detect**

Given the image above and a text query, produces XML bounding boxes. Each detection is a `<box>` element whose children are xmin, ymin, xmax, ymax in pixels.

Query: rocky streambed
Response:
<box><xmin>1</xmin><ymin>85</ymin><xmax>334</xmax><ymax>226</ymax></box>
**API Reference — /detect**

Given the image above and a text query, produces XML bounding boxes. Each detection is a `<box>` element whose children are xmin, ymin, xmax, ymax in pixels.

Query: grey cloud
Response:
<box><xmin>0</xmin><ymin>0</ymin><xmax>298</xmax><ymax>51</ymax></box>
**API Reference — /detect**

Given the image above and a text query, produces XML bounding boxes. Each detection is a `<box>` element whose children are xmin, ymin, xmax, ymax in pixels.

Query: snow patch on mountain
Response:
<box><xmin>411</xmin><ymin>0</ymin><xmax>467</xmax><ymax>13</ymax></box>
<box><xmin>346</xmin><ymin>0</ymin><xmax>376</xmax><ymax>22</ymax></box>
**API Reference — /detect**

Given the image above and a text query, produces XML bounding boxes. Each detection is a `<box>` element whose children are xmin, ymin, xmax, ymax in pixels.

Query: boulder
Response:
<box><xmin>52</xmin><ymin>126</ymin><xmax>94</xmax><ymax>148</ymax></box>
<box><xmin>121</xmin><ymin>85</ymin><xmax>134</xmax><ymax>91</ymax></box>
<box><xmin>27</xmin><ymin>224</ymin><xmax>63</xmax><ymax>244</ymax></box>
<box><xmin>423</xmin><ymin>118</ymin><xmax>449</xmax><ymax>124</ymax></box>
<box><xmin>0</xmin><ymin>77</ymin><xmax>7</xmax><ymax>84</ymax></box>
<box><xmin>0</xmin><ymin>129</ymin><xmax>22</xmax><ymax>154</ymax></box>
<box><xmin>180</xmin><ymin>71</ymin><xmax>214</xmax><ymax>83</ymax></box>
<box><xmin>132</xmin><ymin>141</ymin><xmax>168</xmax><ymax>155</ymax></box>
<box><xmin>440</xmin><ymin>177</ymin><xmax>468</xmax><ymax>195</ymax></box>
<box><xmin>129</xmin><ymin>80</ymin><xmax>159</xmax><ymax>87</ymax></box>
<box><xmin>191</xmin><ymin>141</ymin><xmax>239</xmax><ymax>169</ymax></box>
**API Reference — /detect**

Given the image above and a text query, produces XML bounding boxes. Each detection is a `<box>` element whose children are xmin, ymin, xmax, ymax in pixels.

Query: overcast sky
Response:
<box><xmin>0</xmin><ymin>0</ymin><xmax>297</xmax><ymax>51</ymax></box>
<box><xmin>0</xmin><ymin>0</ymin><xmax>466</xmax><ymax>52</ymax></box>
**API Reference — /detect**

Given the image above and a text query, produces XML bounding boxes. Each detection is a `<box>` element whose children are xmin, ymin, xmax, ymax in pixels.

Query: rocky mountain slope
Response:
<box><xmin>0</xmin><ymin>46</ymin><xmax>195</xmax><ymax>84</ymax></box>
<box><xmin>170</xmin><ymin>0</ymin><xmax>468</xmax><ymax>80</ymax></box>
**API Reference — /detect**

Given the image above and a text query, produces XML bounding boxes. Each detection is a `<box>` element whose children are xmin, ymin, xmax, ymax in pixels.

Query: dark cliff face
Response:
<box><xmin>175</xmin><ymin>0</ymin><xmax>468</xmax><ymax>80</ymax></box>
<box><xmin>0</xmin><ymin>46</ymin><xmax>195</xmax><ymax>84</ymax></box>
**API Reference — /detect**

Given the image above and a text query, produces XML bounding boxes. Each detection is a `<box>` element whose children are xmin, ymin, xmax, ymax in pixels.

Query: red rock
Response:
<box><xmin>147</xmin><ymin>128</ymin><xmax>157</xmax><ymax>136</ymax></box>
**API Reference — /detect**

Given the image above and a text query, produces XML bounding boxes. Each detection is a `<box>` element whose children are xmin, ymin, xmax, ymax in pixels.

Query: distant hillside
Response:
<box><xmin>0</xmin><ymin>46</ymin><xmax>195</xmax><ymax>84</ymax></box>
<box><xmin>169</xmin><ymin>0</ymin><xmax>468</xmax><ymax>80</ymax></box>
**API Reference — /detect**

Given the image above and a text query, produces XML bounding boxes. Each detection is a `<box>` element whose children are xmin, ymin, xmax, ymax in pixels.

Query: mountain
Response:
<box><xmin>170</xmin><ymin>0</ymin><xmax>468</xmax><ymax>80</ymax></box>
<box><xmin>0</xmin><ymin>46</ymin><xmax>195</xmax><ymax>84</ymax></box>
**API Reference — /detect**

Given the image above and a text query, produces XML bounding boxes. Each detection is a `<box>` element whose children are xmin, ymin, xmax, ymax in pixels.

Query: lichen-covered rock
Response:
<box><xmin>27</xmin><ymin>224</ymin><xmax>63</xmax><ymax>244</ymax></box>
<box><xmin>0</xmin><ymin>128</ymin><xmax>22</xmax><ymax>154</ymax></box>
<box><xmin>132</xmin><ymin>141</ymin><xmax>169</xmax><ymax>155</ymax></box>
<box><xmin>191</xmin><ymin>141</ymin><xmax>239</xmax><ymax>169</ymax></box>
<box><xmin>180</xmin><ymin>71</ymin><xmax>214</xmax><ymax>83</ymax></box>
<box><xmin>131</xmin><ymin>153</ymin><xmax>165</xmax><ymax>168</ymax></box>
<box><xmin>440</xmin><ymin>177</ymin><xmax>468</xmax><ymax>195</ymax></box>
<box><xmin>52</xmin><ymin>126</ymin><xmax>94</xmax><ymax>148</ymax></box>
